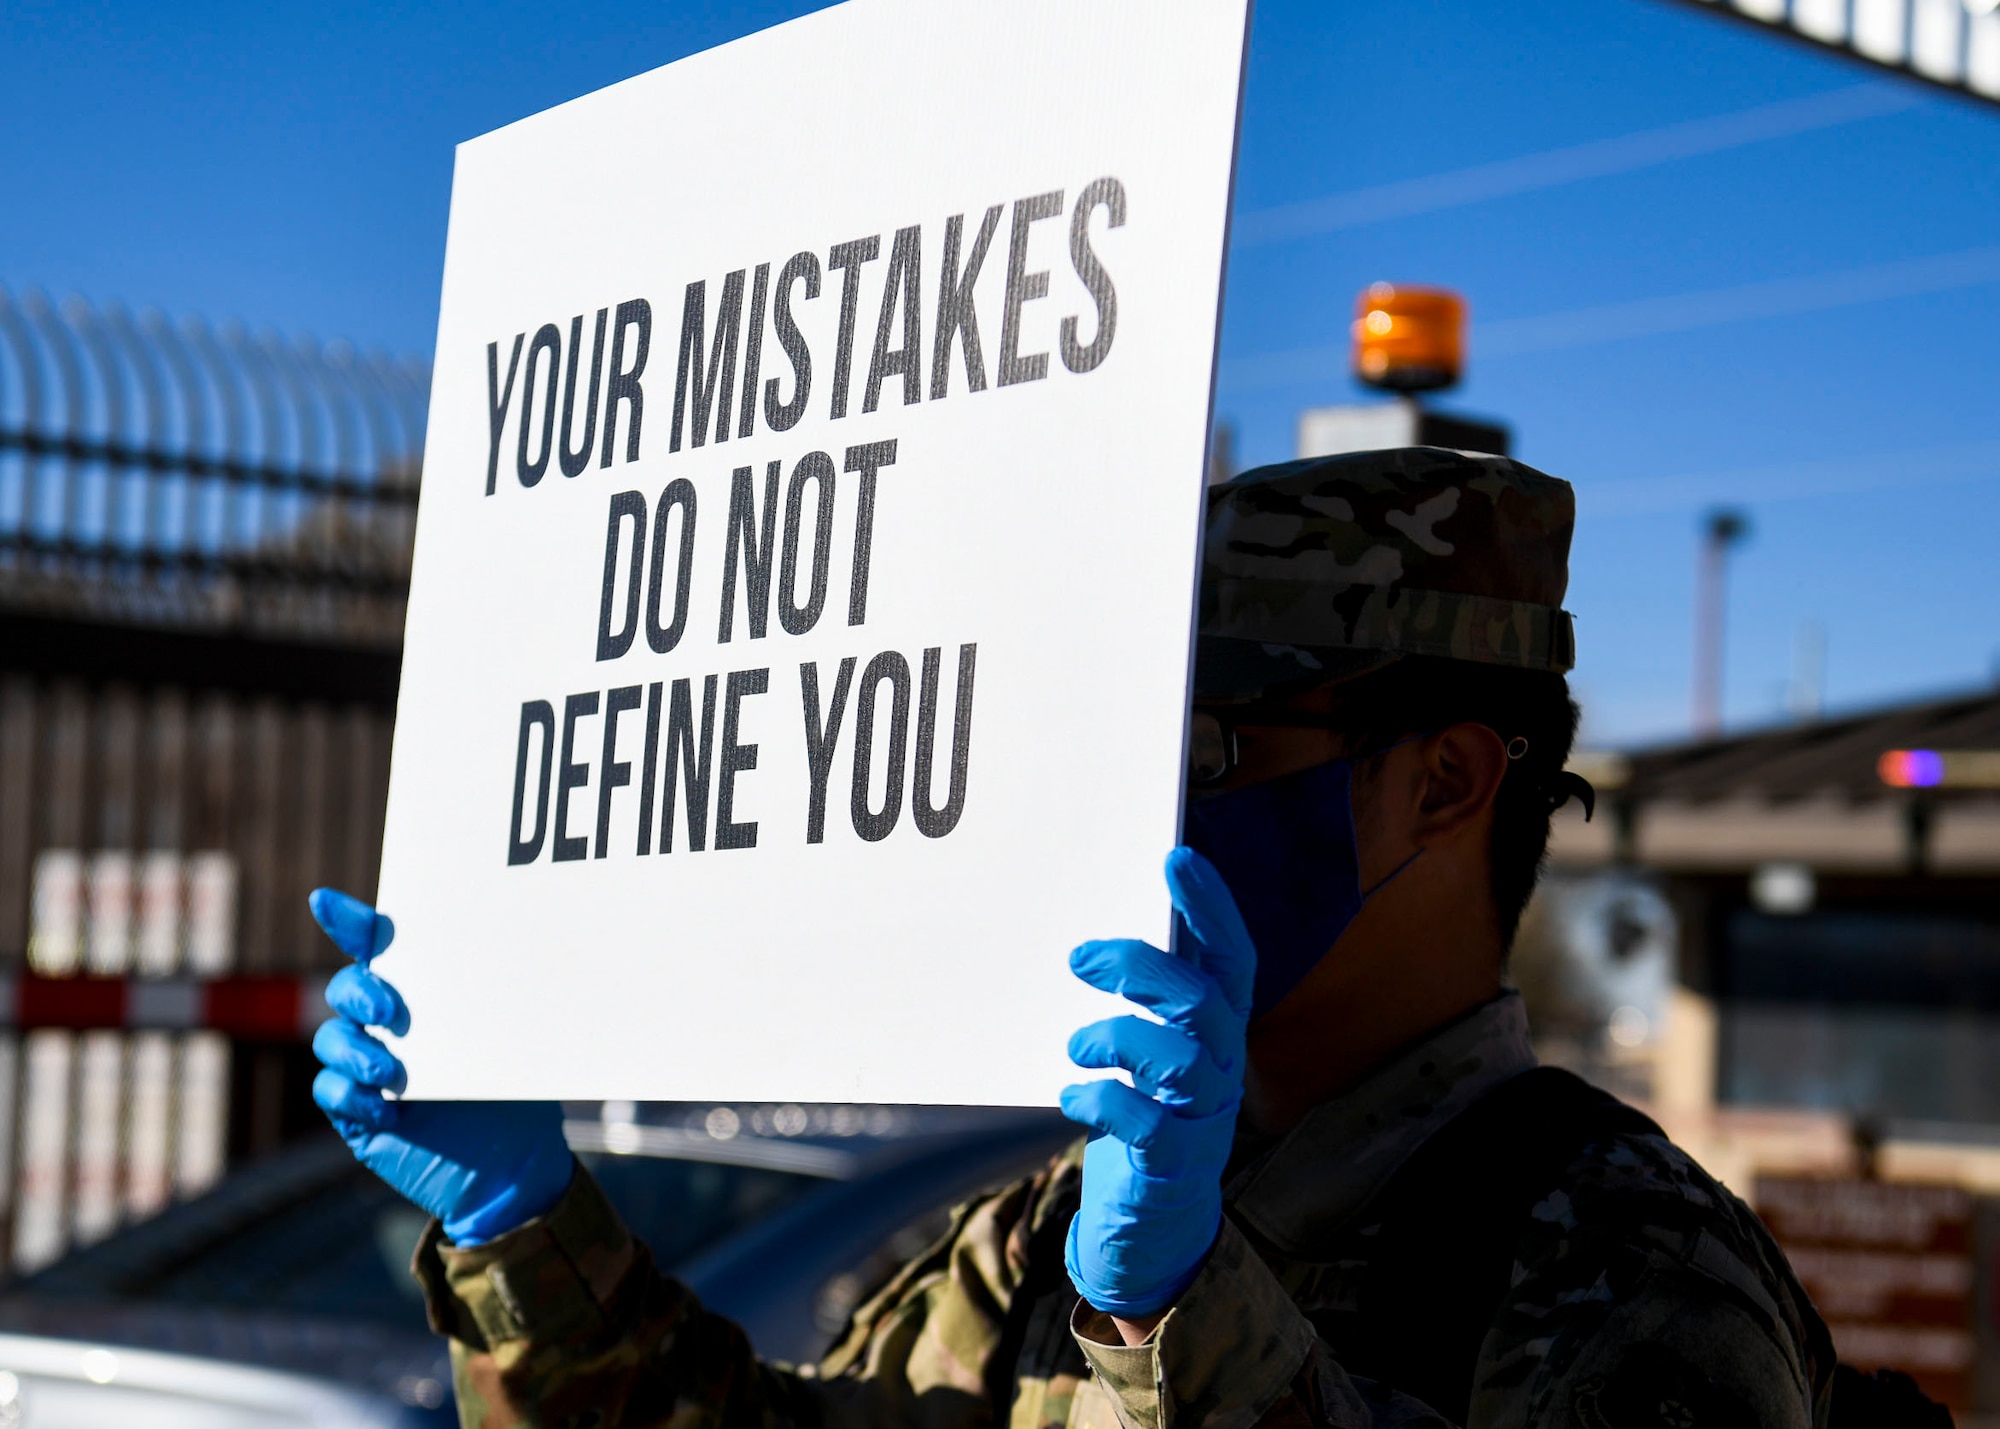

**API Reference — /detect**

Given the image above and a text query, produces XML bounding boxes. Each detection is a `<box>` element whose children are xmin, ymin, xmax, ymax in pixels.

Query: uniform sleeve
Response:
<box><xmin>413</xmin><ymin>1151</ymin><xmax>1081</xmax><ymax>1429</ymax></box>
<box><xmin>1478</xmin><ymin>1267</ymin><xmax>1819</xmax><ymax>1429</ymax></box>
<box><xmin>1468</xmin><ymin>1136</ymin><xmax>1831</xmax><ymax>1429</ymax></box>
<box><xmin>1069</xmin><ymin>1220</ymin><xmax>1449</xmax><ymax>1429</ymax></box>
<box><xmin>1069</xmin><ymin>1140</ymin><xmax>1829</xmax><ymax>1429</ymax></box>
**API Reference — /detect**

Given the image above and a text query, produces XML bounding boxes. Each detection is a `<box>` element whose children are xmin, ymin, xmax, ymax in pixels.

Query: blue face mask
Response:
<box><xmin>1183</xmin><ymin>757</ymin><xmax>1403</xmax><ymax>1022</ymax></box>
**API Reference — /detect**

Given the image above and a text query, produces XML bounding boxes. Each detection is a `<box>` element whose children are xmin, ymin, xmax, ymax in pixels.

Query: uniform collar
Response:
<box><xmin>1223</xmin><ymin>989</ymin><xmax>1538</xmax><ymax>1255</ymax></box>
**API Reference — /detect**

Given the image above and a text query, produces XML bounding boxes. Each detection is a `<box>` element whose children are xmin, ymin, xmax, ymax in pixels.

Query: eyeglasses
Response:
<box><xmin>1189</xmin><ymin>711</ymin><xmax>1530</xmax><ymax>788</ymax></box>
<box><xmin>1188</xmin><ymin>708</ymin><xmax>1359</xmax><ymax>786</ymax></box>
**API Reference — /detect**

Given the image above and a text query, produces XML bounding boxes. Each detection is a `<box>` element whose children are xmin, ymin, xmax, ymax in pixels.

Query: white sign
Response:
<box><xmin>379</xmin><ymin>0</ymin><xmax>1248</xmax><ymax>1104</ymax></box>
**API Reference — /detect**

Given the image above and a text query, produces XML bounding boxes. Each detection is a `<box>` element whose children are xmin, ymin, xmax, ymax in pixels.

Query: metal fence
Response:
<box><xmin>0</xmin><ymin>681</ymin><xmax>394</xmax><ymax>975</ymax></box>
<box><xmin>0</xmin><ymin>289</ymin><xmax>421</xmax><ymax>1268</ymax></box>
<box><xmin>1666</xmin><ymin>0</ymin><xmax>2000</xmax><ymax>110</ymax></box>
<box><xmin>0</xmin><ymin>288</ymin><xmax>427</xmax><ymax>645</ymax></box>
<box><xmin>0</xmin><ymin>673</ymin><xmax>395</xmax><ymax>1268</ymax></box>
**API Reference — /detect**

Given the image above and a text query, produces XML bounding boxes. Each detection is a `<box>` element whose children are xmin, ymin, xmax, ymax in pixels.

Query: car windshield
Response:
<box><xmin>87</xmin><ymin>1151</ymin><xmax>819</xmax><ymax>1328</ymax></box>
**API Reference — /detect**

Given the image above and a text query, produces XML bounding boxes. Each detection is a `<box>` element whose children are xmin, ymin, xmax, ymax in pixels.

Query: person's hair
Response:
<box><xmin>1316</xmin><ymin>656</ymin><xmax>1580</xmax><ymax>950</ymax></box>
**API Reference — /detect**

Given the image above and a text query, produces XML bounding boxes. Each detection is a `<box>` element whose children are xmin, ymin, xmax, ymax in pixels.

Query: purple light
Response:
<box><xmin>1880</xmin><ymin>749</ymin><xmax>1946</xmax><ymax>788</ymax></box>
<box><xmin>1907</xmin><ymin>750</ymin><xmax>1946</xmax><ymax>787</ymax></box>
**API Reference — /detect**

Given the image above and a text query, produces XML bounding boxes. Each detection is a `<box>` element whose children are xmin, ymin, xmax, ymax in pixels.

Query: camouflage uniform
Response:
<box><xmin>412</xmin><ymin>993</ymin><xmax>1831</xmax><ymax>1428</ymax></box>
<box><xmin>410</xmin><ymin>451</ymin><xmax>1835</xmax><ymax>1427</ymax></box>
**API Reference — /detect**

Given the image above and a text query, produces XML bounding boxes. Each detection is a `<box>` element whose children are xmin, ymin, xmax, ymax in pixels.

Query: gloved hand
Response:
<box><xmin>1060</xmin><ymin>846</ymin><xmax>1256</xmax><ymax>1319</ymax></box>
<box><xmin>309</xmin><ymin>888</ymin><xmax>574</xmax><ymax>1245</ymax></box>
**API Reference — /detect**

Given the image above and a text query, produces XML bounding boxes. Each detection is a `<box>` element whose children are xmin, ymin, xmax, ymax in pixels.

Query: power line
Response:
<box><xmin>1231</xmin><ymin>83</ymin><xmax>1918</xmax><ymax>246</ymax></box>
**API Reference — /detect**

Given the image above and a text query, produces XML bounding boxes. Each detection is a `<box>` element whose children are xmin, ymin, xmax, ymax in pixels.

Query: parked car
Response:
<box><xmin>0</xmin><ymin>1332</ymin><xmax>397</xmax><ymax>1429</ymax></box>
<box><xmin>0</xmin><ymin>1103</ymin><xmax>1077</xmax><ymax>1426</ymax></box>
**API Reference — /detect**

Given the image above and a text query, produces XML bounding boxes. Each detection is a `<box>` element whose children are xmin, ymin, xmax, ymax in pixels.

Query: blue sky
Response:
<box><xmin>3</xmin><ymin>0</ymin><xmax>1995</xmax><ymax>747</ymax></box>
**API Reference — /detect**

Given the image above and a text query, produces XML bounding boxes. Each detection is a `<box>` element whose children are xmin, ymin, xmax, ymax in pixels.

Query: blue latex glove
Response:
<box><xmin>1060</xmin><ymin>846</ymin><xmax>1256</xmax><ymax>1319</ymax></box>
<box><xmin>308</xmin><ymin>888</ymin><xmax>573</xmax><ymax>1245</ymax></box>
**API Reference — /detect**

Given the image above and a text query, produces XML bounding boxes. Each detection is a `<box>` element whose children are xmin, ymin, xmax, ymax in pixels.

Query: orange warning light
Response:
<box><xmin>1351</xmin><ymin>283</ymin><xmax>1465</xmax><ymax>393</ymax></box>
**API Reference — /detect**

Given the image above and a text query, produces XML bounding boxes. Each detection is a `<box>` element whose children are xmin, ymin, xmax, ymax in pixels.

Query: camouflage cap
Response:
<box><xmin>1196</xmin><ymin>445</ymin><xmax>1576</xmax><ymax>701</ymax></box>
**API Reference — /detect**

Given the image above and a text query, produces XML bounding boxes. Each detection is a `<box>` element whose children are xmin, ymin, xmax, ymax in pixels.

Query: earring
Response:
<box><xmin>1505</xmin><ymin>736</ymin><xmax>1530</xmax><ymax>760</ymax></box>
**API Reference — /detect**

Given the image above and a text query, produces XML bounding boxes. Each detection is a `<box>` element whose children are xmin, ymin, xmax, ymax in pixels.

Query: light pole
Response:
<box><xmin>1691</xmin><ymin>509</ymin><xmax>1749</xmax><ymax>739</ymax></box>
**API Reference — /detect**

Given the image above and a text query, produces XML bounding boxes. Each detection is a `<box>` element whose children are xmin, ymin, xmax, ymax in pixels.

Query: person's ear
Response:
<box><xmin>1410</xmin><ymin>722</ymin><xmax>1508</xmax><ymax>846</ymax></box>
